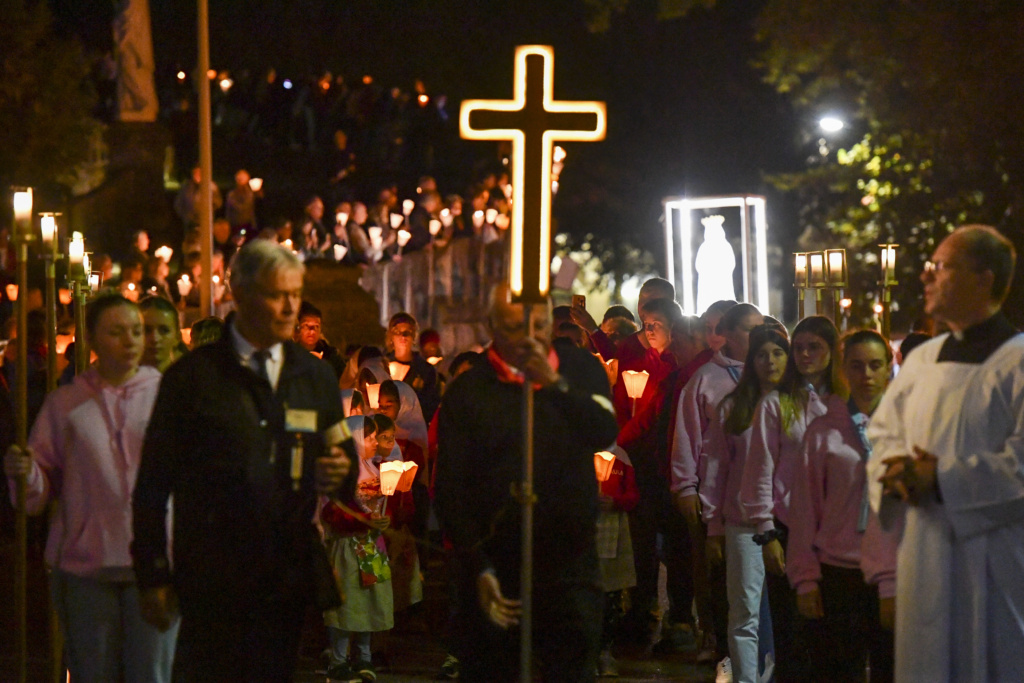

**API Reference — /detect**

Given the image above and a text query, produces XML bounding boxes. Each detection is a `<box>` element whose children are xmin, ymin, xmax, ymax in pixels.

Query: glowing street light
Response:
<box><xmin>819</xmin><ymin>116</ymin><xmax>845</xmax><ymax>133</ymax></box>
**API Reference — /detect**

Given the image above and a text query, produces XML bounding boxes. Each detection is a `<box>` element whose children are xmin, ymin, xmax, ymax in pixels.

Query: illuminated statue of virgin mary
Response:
<box><xmin>694</xmin><ymin>215</ymin><xmax>736</xmax><ymax>315</ymax></box>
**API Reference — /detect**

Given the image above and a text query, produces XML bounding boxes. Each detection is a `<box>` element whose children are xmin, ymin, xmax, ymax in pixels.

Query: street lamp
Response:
<box><xmin>819</xmin><ymin>116</ymin><xmax>845</xmax><ymax>133</ymax></box>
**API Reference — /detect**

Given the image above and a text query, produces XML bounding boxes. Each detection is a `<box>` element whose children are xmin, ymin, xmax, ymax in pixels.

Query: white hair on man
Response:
<box><xmin>229</xmin><ymin>239</ymin><xmax>304</xmax><ymax>295</ymax></box>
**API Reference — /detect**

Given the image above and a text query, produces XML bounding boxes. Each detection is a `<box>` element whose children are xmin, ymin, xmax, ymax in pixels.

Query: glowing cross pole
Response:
<box><xmin>460</xmin><ymin>45</ymin><xmax>606</xmax><ymax>683</ymax></box>
<box><xmin>460</xmin><ymin>44</ymin><xmax>606</xmax><ymax>304</ymax></box>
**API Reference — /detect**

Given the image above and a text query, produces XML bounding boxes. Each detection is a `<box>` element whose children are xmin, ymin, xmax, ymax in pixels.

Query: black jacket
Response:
<box><xmin>434</xmin><ymin>344</ymin><xmax>619</xmax><ymax>593</ymax></box>
<box><xmin>132</xmin><ymin>323</ymin><xmax>356</xmax><ymax>615</ymax></box>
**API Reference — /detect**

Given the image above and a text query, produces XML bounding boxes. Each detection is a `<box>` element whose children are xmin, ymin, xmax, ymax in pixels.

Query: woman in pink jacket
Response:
<box><xmin>4</xmin><ymin>295</ymin><xmax>178</xmax><ymax>682</ymax></box>
<box><xmin>703</xmin><ymin>325</ymin><xmax>789</xmax><ymax>683</ymax></box>
<box><xmin>785</xmin><ymin>329</ymin><xmax>896</xmax><ymax>681</ymax></box>
<box><xmin>740</xmin><ymin>315</ymin><xmax>840</xmax><ymax>681</ymax></box>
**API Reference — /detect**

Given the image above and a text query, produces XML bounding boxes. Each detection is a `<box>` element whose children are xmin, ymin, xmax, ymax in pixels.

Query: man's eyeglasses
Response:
<box><xmin>922</xmin><ymin>260</ymin><xmax>952</xmax><ymax>274</ymax></box>
<box><xmin>297</xmin><ymin>323</ymin><xmax>321</xmax><ymax>332</ymax></box>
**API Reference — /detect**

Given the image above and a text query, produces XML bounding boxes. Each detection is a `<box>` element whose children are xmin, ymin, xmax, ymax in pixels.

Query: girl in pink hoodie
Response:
<box><xmin>785</xmin><ymin>329</ymin><xmax>897</xmax><ymax>681</ymax></box>
<box><xmin>4</xmin><ymin>295</ymin><xmax>177</xmax><ymax>682</ymax></box>
<box><xmin>740</xmin><ymin>315</ymin><xmax>841</xmax><ymax>681</ymax></box>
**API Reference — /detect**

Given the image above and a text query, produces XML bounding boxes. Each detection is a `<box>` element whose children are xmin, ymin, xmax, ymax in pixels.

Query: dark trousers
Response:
<box><xmin>813</xmin><ymin>563</ymin><xmax>894</xmax><ymax>683</ymax></box>
<box><xmin>629</xmin><ymin>485</ymin><xmax>693</xmax><ymax>625</ymax></box>
<box><xmin>766</xmin><ymin>522</ymin><xmax>814</xmax><ymax>682</ymax></box>
<box><xmin>458</xmin><ymin>579</ymin><xmax>603</xmax><ymax>683</ymax></box>
<box><xmin>173</xmin><ymin>598</ymin><xmax>305</xmax><ymax>682</ymax></box>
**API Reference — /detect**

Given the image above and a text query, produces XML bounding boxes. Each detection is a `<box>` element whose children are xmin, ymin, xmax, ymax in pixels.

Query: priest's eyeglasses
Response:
<box><xmin>922</xmin><ymin>260</ymin><xmax>952</xmax><ymax>274</ymax></box>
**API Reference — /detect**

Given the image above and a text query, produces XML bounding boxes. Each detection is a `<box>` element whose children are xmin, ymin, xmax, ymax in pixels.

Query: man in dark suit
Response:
<box><xmin>435</xmin><ymin>285</ymin><xmax>620</xmax><ymax>682</ymax></box>
<box><xmin>131</xmin><ymin>239</ymin><xmax>355</xmax><ymax>680</ymax></box>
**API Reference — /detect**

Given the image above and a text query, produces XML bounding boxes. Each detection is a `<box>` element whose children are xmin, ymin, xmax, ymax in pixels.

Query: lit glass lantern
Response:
<box><xmin>793</xmin><ymin>253</ymin><xmax>808</xmax><ymax>288</ymax></box>
<box><xmin>39</xmin><ymin>213</ymin><xmax>57</xmax><ymax>249</ymax></box>
<box><xmin>824</xmin><ymin>248</ymin><xmax>847</xmax><ymax>288</ymax></box>
<box><xmin>880</xmin><ymin>243</ymin><xmax>899</xmax><ymax>286</ymax></box>
<box><xmin>808</xmin><ymin>251</ymin><xmax>827</xmax><ymax>288</ymax></box>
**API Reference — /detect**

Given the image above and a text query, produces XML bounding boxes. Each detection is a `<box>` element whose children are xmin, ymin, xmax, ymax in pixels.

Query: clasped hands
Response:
<box><xmin>879</xmin><ymin>446</ymin><xmax>938</xmax><ymax>506</ymax></box>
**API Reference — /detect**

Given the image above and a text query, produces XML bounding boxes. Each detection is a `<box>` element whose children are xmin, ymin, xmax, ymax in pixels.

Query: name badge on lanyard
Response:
<box><xmin>285</xmin><ymin>408</ymin><xmax>318</xmax><ymax>491</ymax></box>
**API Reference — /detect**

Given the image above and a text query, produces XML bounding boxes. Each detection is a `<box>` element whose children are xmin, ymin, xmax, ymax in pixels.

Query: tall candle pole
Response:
<box><xmin>39</xmin><ymin>213</ymin><xmax>60</xmax><ymax>393</ymax></box>
<box><xmin>12</xmin><ymin>187</ymin><xmax>33</xmax><ymax>683</ymax></box>
<box><xmin>68</xmin><ymin>232</ymin><xmax>90</xmax><ymax>375</ymax></box>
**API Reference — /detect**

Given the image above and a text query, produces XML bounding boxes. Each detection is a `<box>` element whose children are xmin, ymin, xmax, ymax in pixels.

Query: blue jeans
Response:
<box><xmin>50</xmin><ymin>569</ymin><xmax>179</xmax><ymax>683</ymax></box>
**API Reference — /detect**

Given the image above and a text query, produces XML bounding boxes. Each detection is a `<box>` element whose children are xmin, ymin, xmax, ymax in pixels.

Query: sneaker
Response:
<box><xmin>715</xmin><ymin>656</ymin><xmax>733</xmax><ymax>683</ymax></box>
<box><xmin>353</xmin><ymin>660</ymin><xmax>377</xmax><ymax>682</ymax></box>
<box><xmin>597</xmin><ymin>649</ymin><xmax>619</xmax><ymax>677</ymax></box>
<box><xmin>435</xmin><ymin>653</ymin><xmax>460</xmax><ymax>679</ymax></box>
<box><xmin>326</xmin><ymin>662</ymin><xmax>361</xmax><ymax>683</ymax></box>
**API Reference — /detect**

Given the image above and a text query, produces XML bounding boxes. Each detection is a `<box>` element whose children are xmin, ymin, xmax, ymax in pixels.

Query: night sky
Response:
<box><xmin>51</xmin><ymin>0</ymin><xmax>806</xmax><ymax>268</ymax></box>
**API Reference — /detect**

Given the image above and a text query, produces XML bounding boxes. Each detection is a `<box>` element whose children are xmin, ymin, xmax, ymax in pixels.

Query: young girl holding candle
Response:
<box><xmin>3</xmin><ymin>294</ymin><xmax>178</xmax><ymax>682</ymax></box>
<box><xmin>703</xmin><ymin>325</ymin><xmax>789</xmax><ymax>683</ymax></box>
<box><xmin>320</xmin><ymin>415</ymin><xmax>393</xmax><ymax>683</ymax></box>
<box><xmin>595</xmin><ymin>444</ymin><xmax>639</xmax><ymax>677</ymax></box>
<box><xmin>785</xmin><ymin>330</ymin><xmax>896</xmax><ymax>681</ymax></box>
<box><xmin>740</xmin><ymin>315</ymin><xmax>841</xmax><ymax>681</ymax></box>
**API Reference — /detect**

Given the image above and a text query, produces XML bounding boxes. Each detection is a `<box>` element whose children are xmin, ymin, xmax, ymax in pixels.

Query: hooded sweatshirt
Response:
<box><xmin>13</xmin><ymin>366</ymin><xmax>163</xmax><ymax>576</ymax></box>
<box><xmin>670</xmin><ymin>350</ymin><xmax>745</xmax><ymax>496</ymax></box>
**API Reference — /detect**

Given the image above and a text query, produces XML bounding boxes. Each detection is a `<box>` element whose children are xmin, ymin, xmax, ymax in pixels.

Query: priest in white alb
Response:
<box><xmin>866</xmin><ymin>225</ymin><xmax>1024</xmax><ymax>682</ymax></box>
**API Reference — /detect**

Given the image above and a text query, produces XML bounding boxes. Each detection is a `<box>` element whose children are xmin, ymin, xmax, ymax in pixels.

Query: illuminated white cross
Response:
<box><xmin>460</xmin><ymin>45</ymin><xmax>606</xmax><ymax>303</ymax></box>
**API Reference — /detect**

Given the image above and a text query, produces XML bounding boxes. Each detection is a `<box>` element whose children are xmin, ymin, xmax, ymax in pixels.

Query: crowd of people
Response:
<box><xmin>166</xmin><ymin>166</ymin><xmax>512</xmax><ymax>328</ymax></box>
<box><xmin>2</xmin><ymin>224</ymin><xmax>1024</xmax><ymax>683</ymax></box>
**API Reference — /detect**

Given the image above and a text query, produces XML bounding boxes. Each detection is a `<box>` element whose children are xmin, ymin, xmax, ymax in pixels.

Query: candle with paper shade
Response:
<box><xmin>440</xmin><ymin>208</ymin><xmax>453</xmax><ymax>227</ymax></box>
<box><xmin>68</xmin><ymin>232</ymin><xmax>85</xmax><ymax>271</ymax></box>
<box><xmin>485</xmin><ymin>208</ymin><xmax>498</xmax><ymax>224</ymax></box>
<box><xmin>365</xmin><ymin>383</ymin><xmax>381</xmax><ymax>410</ymax></box>
<box><xmin>429</xmin><ymin>219</ymin><xmax>442</xmax><ymax>236</ymax></box>
<box><xmin>495</xmin><ymin>213</ymin><xmax>511</xmax><ymax>230</ymax></box>
<box><xmin>282</xmin><ymin>239</ymin><xmax>294</xmax><ymax>252</ymax></box>
<box><xmin>472</xmin><ymin>210</ymin><xmax>485</xmax><ymax>229</ymax></box>
<box><xmin>426</xmin><ymin>356</ymin><xmax>442</xmax><ymax>366</ymax></box>
<box><xmin>248</xmin><ymin>177</ymin><xmax>263</xmax><ymax>192</ymax></box>
<box><xmin>379</xmin><ymin>461</ymin><xmax>404</xmax><ymax>496</ymax></box>
<box><xmin>177</xmin><ymin>276</ymin><xmax>192</xmax><ymax>297</ymax></box>
<box><xmin>594</xmin><ymin>451</ymin><xmax>615</xmax><ymax>482</ymax></box>
<box><xmin>397</xmin><ymin>229</ymin><xmax>411</xmax><ymax>250</ymax></box>
<box><xmin>402</xmin><ymin>199</ymin><xmax>415</xmax><ymax>217</ymax></box>
<box><xmin>39</xmin><ymin>213</ymin><xmax>56</xmax><ymax>247</ymax></box>
<box><xmin>333</xmin><ymin>244</ymin><xmax>348</xmax><ymax>261</ymax></box>
<box><xmin>336</xmin><ymin>212</ymin><xmax>349</xmax><ymax>227</ymax></box>
<box><xmin>396</xmin><ymin>461</ymin><xmax>418</xmax><ymax>491</ymax></box>
<box><xmin>58</xmin><ymin>289</ymin><xmax>72</xmax><ymax>305</ymax></box>
<box><xmin>154</xmin><ymin>246</ymin><xmax>174</xmax><ymax>262</ymax></box>
<box><xmin>5</xmin><ymin>284</ymin><xmax>17</xmax><ymax>301</ymax></box>
<box><xmin>390</xmin><ymin>213</ymin><xmax>405</xmax><ymax>230</ymax></box>
<box><xmin>621</xmin><ymin>369</ymin><xmax>649</xmax><ymax>415</ymax></box>
<box><xmin>389</xmin><ymin>361</ymin><xmax>410</xmax><ymax>382</ymax></box>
